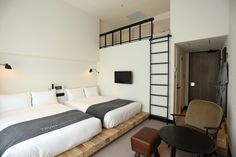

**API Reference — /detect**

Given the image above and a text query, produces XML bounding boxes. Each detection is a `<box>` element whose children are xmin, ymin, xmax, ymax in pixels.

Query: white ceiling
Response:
<box><xmin>177</xmin><ymin>36</ymin><xmax>227</xmax><ymax>52</ymax></box>
<box><xmin>64</xmin><ymin>0</ymin><xmax>170</xmax><ymax>28</ymax></box>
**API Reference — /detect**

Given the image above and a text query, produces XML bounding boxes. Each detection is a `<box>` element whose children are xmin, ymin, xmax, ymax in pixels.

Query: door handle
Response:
<box><xmin>177</xmin><ymin>84</ymin><xmax>181</xmax><ymax>89</ymax></box>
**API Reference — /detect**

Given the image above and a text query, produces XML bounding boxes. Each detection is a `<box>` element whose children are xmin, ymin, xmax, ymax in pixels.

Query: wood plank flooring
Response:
<box><xmin>57</xmin><ymin>112</ymin><xmax>149</xmax><ymax>157</ymax></box>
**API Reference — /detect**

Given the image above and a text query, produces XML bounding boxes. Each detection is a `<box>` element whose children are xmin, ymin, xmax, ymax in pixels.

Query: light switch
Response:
<box><xmin>190</xmin><ymin>82</ymin><xmax>195</xmax><ymax>87</ymax></box>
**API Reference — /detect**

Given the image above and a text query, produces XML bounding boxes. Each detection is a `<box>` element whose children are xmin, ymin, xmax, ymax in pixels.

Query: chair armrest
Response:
<box><xmin>204</xmin><ymin>126</ymin><xmax>219</xmax><ymax>136</ymax></box>
<box><xmin>204</xmin><ymin>126</ymin><xmax>219</xmax><ymax>130</ymax></box>
<box><xmin>171</xmin><ymin>113</ymin><xmax>186</xmax><ymax>117</ymax></box>
<box><xmin>171</xmin><ymin>114</ymin><xmax>186</xmax><ymax>126</ymax></box>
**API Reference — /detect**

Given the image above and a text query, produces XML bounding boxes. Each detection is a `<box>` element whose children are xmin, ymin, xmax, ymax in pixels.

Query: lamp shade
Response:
<box><xmin>89</xmin><ymin>68</ymin><xmax>99</xmax><ymax>74</ymax></box>
<box><xmin>5</xmin><ymin>63</ymin><xmax>12</xmax><ymax>70</ymax></box>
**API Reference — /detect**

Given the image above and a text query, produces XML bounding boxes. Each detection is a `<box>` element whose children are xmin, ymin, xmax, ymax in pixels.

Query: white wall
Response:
<box><xmin>226</xmin><ymin>0</ymin><xmax>236</xmax><ymax>155</ymax></box>
<box><xmin>0</xmin><ymin>0</ymin><xmax>99</xmax><ymax>61</ymax></box>
<box><xmin>171</xmin><ymin>0</ymin><xmax>229</xmax><ymax>43</ymax></box>
<box><xmin>97</xmin><ymin>40</ymin><xmax>150</xmax><ymax>112</ymax></box>
<box><xmin>0</xmin><ymin>0</ymin><xmax>99</xmax><ymax>93</ymax></box>
<box><xmin>0</xmin><ymin>53</ymin><xmax>97</xmax><ymax>93</ymax></box>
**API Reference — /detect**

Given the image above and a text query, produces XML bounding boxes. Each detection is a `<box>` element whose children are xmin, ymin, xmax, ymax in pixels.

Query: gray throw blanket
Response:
<box><xmin>0</xmin><ymin>110</ymin><xmax>92</xmax><ymax>156</ymax></box>
<box><xmin>86</xmin><ymin>99</ymin><xmax>133</xmax><ymax>121</ymax></box>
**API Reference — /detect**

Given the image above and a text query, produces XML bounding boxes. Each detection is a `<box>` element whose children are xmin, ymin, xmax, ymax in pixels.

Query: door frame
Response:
<box><xmin>174</xmin><ymin>46</ymin><xmax>188</xmax><ymax>114</ymax></box>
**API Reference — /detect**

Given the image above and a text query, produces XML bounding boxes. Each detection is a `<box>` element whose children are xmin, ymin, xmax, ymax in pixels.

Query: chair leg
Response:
<box><xmin>207</xmin><ymin>150</ymin><xmax>217</xmax><ymax>157</ymax></box>
<box><xmin>214</xmin><ymin>150</ymin><xmax>217</xmax><ymax>156</ymax></box>
<box><xmin>171</xmin><ymin>147</ymin><xmax>176</xmax><ymax>157</ymax></box>
<box><xmin>154</xmin><ymin>148</ymin><xmax>160</xmax><ymax>157</ymax></box>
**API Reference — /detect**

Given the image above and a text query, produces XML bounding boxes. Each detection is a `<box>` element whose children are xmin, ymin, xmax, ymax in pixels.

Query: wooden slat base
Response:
<box><xmin>57</xmin><ymin>112</ymin><xmax>149</xmax><ymax>157</ymax></box>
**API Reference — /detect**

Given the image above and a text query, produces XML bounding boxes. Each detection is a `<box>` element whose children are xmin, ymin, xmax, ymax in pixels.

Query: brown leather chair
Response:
<box><xmin>172</xmin><ymin>99</ymin><xmax>223</xmax><ymax>138</ymax></box>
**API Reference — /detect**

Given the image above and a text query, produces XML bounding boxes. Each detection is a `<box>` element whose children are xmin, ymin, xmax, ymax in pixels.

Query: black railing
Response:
<box><xmin>100</xmin><ymin>17</ymin><xmax>154</xmax><ymax>48</ymax></box>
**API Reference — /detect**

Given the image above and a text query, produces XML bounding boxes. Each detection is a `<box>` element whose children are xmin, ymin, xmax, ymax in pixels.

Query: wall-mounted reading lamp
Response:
<box><xmin>0</xmin><ymin>63</ymin><xmax>12</xmax><ymax>70</ymax></box>
<box><xmin>89</xmin><ymin>68</ymin><xmax>99</xmax><ymax>74</ymax></box>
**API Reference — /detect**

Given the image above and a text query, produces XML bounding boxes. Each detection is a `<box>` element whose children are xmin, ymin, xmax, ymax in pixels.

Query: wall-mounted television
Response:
<box><xmin>114</xmin><ymin>71</ymin><xmax>132</xmax><ymax>84</ymax></box>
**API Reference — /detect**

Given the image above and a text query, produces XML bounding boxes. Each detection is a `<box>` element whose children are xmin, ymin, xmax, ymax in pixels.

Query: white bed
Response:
<box><xmin>65</xmin><ymin>96</ymin><xmax>142</xmax><ymax>128</ymax></box>
<box><xmin>0</xmin><ymin>104</ymin><xmax>102</xmax><ymax>157</ymax></box>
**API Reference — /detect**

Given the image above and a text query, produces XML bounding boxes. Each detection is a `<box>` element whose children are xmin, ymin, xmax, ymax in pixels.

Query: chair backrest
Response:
<box><xmin>185</xmin><ymin>100</ymin><xmax>223</xmax><ymax>134</ymax></box>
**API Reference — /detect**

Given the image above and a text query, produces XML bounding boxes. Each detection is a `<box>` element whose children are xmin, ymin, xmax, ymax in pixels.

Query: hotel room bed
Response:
<box><xmin>0</xmin><ymin>103</ymin><xmax>102</xmax><ymax>157</ymax></box>
<box><xmin>65</xmin><ymin>96</ymin><xmax>142</xmax><ymax>128</ymax></box>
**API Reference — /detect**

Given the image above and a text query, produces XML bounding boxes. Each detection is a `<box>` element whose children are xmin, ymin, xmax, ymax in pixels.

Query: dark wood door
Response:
<box><xmin>189</xmin><ymin>51</ymin><xmax>220</xmax><ymax>102</ymax></box>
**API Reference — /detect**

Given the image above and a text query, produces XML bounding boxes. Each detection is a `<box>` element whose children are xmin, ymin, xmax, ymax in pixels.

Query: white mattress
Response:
<box><xmin>65</xmin><ymin>96</ymin><xmax>142</xmax><ymax>128</ymax></box>
<box><xmin>0</xmin><ymin>104</ymin><xmax>102</xmax><ymax>157</ymax></box>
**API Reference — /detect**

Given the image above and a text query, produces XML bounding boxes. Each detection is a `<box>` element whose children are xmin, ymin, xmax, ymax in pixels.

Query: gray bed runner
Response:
<box><xmin>0</xmin><ymin>110</ymin><xmax>92</xmax><ymax>156</ymax></box>
<box><xmin>86</xmin><ymin>99</ymin><xmax>133</xmax><ymax>121</ymax></box>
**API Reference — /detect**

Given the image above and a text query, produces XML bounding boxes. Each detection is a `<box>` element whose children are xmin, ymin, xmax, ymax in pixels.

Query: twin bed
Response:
<box><xmin>0</xmin><ymin>87</ymin><xmax>142</xmax><ymax>157</ymax></box>
<box><xmin>65</xmin><ymin>96</ymin><xmax>141</xmax><ymax>128</ymax></box>
<box><xmin>0</xmin><ymin>104</ymin><xmax>101</xmax><ymax>157</ymax></box>
<box><xmin>65</xmin><ymin>87</ymin><xmax>142</xmax><ymax>128</ymax></box>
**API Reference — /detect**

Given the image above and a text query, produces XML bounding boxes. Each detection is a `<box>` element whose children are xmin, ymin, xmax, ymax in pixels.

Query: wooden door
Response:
<box><xmin>189</xmin><ymin>51</ymin><xmax>220</xmax><ymax>102</ymax></box>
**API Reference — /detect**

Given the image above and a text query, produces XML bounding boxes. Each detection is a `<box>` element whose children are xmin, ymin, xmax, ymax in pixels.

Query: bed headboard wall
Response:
<box><xmin>0</xmin><ymin>53</ymin><xmax>98</xmax><ymax>94</ymax></box>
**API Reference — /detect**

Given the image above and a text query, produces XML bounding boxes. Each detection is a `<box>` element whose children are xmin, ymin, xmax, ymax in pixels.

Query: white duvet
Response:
<box><xmin>0</xmin><ymin>104</ymin><xmax>102</xmax><ymax>157</ymax></box>
<box><xmin>65</xmin><ymin>96</ymin><xmax>142</xmax><ymax>128</ymax></box>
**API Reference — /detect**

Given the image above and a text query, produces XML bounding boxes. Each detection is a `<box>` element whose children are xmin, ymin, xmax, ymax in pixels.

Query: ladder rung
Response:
<box><xmin>151</xmin><ymin>104</ymin><xmax>168</xmax><ymax>108</ymax></box>
<box><xmin>151</xmin><ymin>51</ymin><xmax>168</xmax><ymax>54</ymax></box>
<box><xmin>151</xmin><ymin>40</ymin><xmax>168</xmax><ymax>44</ymax></box>
<box><xmin>151</xmin><ymin>84</ymin><xmax>168</xmax><ymax>86</ymax></box>
<box><xmin>151</xmin><ymin>62</ymin><xmax>168</xmax><ymax>65</ymax></box>
<box><xmin>151</xmin><ymin>73</ymin><xmax>168</xmax><ymax>75</ymax></box>
<box><xmin>150</xmin><ymin>34</ymin><xmax>171</xmax><ymax>40</ymax></box>
<box><xmin>151</xmin><ymin>94</ymin><xmax>168</xmax><ymax>97</ymax></box>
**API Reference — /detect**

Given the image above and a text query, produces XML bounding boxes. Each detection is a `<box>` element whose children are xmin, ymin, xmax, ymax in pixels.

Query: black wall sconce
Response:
<box><xmin>0</xmin><ymin>63</ymin><xmax>12</xmax><ymax>70</ymax></box>
<box><xmin>89</xmin><ymin>68</ymin><xmax>99</xmax><ymax>74</ymax></box>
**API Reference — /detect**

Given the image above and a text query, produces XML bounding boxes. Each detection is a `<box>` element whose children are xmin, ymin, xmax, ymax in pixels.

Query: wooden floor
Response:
<box><xmin>57</xmin><ymin>112</ymin><xmax>149</xmax><ymax>157</ymax></box>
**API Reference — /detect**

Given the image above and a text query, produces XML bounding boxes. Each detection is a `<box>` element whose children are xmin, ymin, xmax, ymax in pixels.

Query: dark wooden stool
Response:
<box><xmin>131</xmin><ymin>127</ymin><xmax>161</xmax><ymax>157</ymax></box>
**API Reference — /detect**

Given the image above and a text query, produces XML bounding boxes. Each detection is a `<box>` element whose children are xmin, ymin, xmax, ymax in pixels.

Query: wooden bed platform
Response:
<box><xmin>57</xmin><ymin>112</ymin><xmax>149</xmax><ymax>157</ymax></box>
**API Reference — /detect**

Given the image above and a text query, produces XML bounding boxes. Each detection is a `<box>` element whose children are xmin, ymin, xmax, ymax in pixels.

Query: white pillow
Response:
<box><xmin>65</xmin><ymin>88</ymin><xmax>85</xmax><ymax>101</ymax></box>
<box><xmin>31</xmin><ymin>90</ymin><xmax>58</xmax><ymax>107</ymax></box>
<box><xmin>0</xmin><ymin>92</ymin><xmax>31</xmax><ymax>112</ymax></box>
<box><xmin>84</xmin><ymin>87</ymin><xmax>99</xmax><ymax>97</ymax></box>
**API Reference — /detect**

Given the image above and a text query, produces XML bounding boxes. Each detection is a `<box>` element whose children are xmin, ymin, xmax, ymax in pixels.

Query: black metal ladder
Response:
<box><xmin>149</xmin><ymin>34</ymin><xmax>171</xmax><ymax>122</ymax></box>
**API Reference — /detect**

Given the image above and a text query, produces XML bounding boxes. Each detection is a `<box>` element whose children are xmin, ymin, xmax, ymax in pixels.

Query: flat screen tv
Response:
<box><xmin>114</xmin><ymin>71</ymin><xmax>132</xmax><ymax>84</ymax></box>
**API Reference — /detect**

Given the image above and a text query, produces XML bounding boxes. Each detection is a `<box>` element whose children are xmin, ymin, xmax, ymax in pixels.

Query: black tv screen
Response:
<box><xmin>114</xmin><ymin>71</ymin><xmax>132</xmax><ymax>84</ymax></box>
